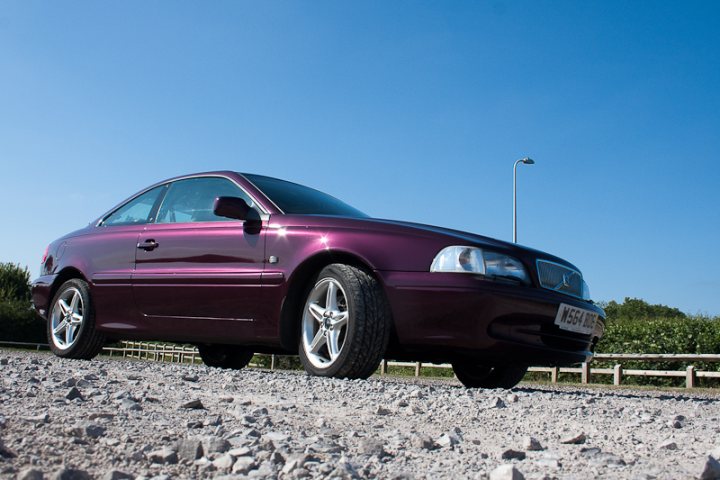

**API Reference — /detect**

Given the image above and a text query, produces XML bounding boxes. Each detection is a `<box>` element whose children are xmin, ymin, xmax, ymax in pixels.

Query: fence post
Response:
<box><xmin>613</xmin><ymin>364</ymin><xmax>622</xmax><ymax>386</ymax></box>
<box><xmin>550</xmin><ymin>367</ymin><xmax>559</xmax><ymax>384</ymax></box>
<box><xmin>415</xmin><ymin>362</ymin><xmax>421</xmax><ymax>377</ymax></box>
<box><xmin>270</xmin><ymin>355</ymin><xmax>276</xmax><ymax>370</ymax></box>
<box><xmin>380</xmin><ymin>360</ymin><xmax>387</xmax><ymax>375</ymax></box>
<box><xmin>686</xmin><ymin>365</ymin><xmax>696</xmax><ymax>389</ymax></box>
<box><xmin>581</xmin><ymin>362</ymin><xmax>590</xmax><ymax>384</ymax></box>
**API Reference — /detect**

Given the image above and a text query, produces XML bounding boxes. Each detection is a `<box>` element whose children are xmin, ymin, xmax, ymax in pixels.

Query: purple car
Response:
<box><xmin>32</xmin><ymin>171</ymin><xmax>605</xmax><ymax>388</ymax></box>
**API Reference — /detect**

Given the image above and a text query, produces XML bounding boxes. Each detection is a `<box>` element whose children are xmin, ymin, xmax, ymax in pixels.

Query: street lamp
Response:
<box><xmin>513</xmin><ymin>157</ymin><xmax>535</xmax><ymax>243</ymax></box>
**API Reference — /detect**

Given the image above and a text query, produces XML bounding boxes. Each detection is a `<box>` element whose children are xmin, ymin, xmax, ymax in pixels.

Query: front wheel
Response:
<box><xmin>452</xmin><ymin>362</ymin><xmax>528</xmax><ymax>389</ymax></box>
<box><xmin>47</xmin><ymin>279</ymin><xmax>105</xmax><ymax>359</ymax></box>
<box><xmin>298</xmin><ymin>264</ymin><xmax>391</xmax><ymax>379</ymax></box>
<box><xmin>197</xmin><ymin>344</ymin><xmax>253</xmax><ymax>370</ymax></box>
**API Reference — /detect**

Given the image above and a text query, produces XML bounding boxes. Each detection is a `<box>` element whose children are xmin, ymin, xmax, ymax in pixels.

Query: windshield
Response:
<box><xmin>243</xmin><ymin>174</ymin><xmax>368</xmax><ymax>218</ymax></box>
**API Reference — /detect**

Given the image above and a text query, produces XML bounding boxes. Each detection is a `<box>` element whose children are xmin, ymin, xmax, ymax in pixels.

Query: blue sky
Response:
<box><xmin>1</xmin><ymin>1</ymin><xmax>719</xmax><ymax>315</ymax></box>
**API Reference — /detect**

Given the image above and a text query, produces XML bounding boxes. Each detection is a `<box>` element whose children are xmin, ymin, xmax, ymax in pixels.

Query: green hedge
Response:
<box><xmin>593</xmin><ymin>315</ymin><xmax>720</xmax><ymax>387</ymax></box>
<box><xmin>0</xmin><ymin>300</ymin><xmax>45</xmax><ymax>344</ymax></box>
<box><xmin>0</xmin><ymin>262</ymin><xmax>45</xmax><ymax>344</ymax></box>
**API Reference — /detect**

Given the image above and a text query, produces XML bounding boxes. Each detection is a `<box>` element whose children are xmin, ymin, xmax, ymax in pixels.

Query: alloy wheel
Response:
<box><xmin>301</xmin><ymin>277</ymin><xmax>350</xmax><ymax>369</ymax></box>
<box><xmin>50</xmin><ymin>287</ymin><xmax>85</xmax><ymax>351</ymax></box>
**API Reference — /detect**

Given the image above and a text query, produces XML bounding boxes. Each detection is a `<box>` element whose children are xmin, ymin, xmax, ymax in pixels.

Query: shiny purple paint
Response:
<box><xmin>32</xmin><ymin>171</ymin><xmax>605</xmax><ymax>366</ymax></box>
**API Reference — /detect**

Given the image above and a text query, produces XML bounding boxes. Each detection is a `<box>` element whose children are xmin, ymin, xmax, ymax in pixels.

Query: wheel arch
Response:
<box><xmin>48</xmin><ymin>267</ymin><xmax>89</xmax><ymax>314</ymax></box>
<box><xmin>278</xmin><ymin>249</ymin><xmax>391</xmax><ymax>352</ymax></box>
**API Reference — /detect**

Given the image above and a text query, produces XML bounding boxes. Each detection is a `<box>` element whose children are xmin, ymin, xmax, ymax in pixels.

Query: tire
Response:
<box><xmin>452</xmin><ymin>362</ymin><xmax>528</xmax><ymax>389</ymax></box>
<box><xmin>197</xmin><ymin>344</ymin><xmax>253</xmax><ymax>370</ymax></box>
<box><xmin>298</xmin><ymin>264</ymin><xmax>391</xmax><ymax>380</ymax></box>
<box><xmin>47</xmin><ymin>279</ymin><xmax>105</xmax><ymax>360</ymax></box>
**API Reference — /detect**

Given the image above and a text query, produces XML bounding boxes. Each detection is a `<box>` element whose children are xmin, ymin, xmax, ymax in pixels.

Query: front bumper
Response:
<box><xmin>379</xmin><ymin>271</ymin><xmax>605</xmax><ymax>366</ymax></box>
<box><xmin>31</xmin><ymin>274</ymin><xmax>57</xmax><ymax>320</ymax></box>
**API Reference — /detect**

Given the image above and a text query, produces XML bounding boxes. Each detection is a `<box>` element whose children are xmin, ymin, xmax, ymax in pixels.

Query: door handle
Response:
<box><xmin>137</xmin><ymin>239</ymin><xmax>159</xmax><ymax>251</ymax></box>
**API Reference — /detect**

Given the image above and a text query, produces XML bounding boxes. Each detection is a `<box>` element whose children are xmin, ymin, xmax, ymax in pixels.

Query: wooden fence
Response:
<box><xmin>2</xmin><ymin>340</ymin><xmax>719</xmax><ymax>388</ymax></box>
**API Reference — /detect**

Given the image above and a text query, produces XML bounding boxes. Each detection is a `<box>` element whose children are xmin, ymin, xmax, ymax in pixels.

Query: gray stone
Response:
<box><xmin>51</xmin><ymin>469</ymin><xmax>91</xmax><ymax>480</ymax></box>
<box><xmin>700</xmin><ymin>455</ymin><xmax>720</xmax><ymax>480</ymax></box>
<box><xmin>203</xmin><ymin>415</ymin><xmax>222</xmax><ymax>427</ymax></box>
<box><xmin>437</xmin><ymin>431</ymin><xmax>461</xmax><ymax>448</ymax></box>
<box><xmin>112</xmin><ymin>390</ymin><xmax>129</xmax><ymax>400</ymax></box>
<box><xmin>204</xmin><ymin>436</ymin><xmax>230</xmax><ymax>454</ymax></box>
<box><xmin>228</xmin><ymin>447</ymin><xmax>251</xmax><ymax>457</ymax></box>
<box><xmin>84</xmin><ymin>423</ymin><xmax>107</xmax><ymax>439</ymax></box>
<box><xmin>590</xmin><ymin>453</ymin><xmax>625</xmax><ymax>467</ymax></box>
<box><xmin>65</xmin><ymin>387</ymin><xmax>83</xmax><ymax>401</ymax></box>
<box><xmin>180</xmin><ymin>399</ymin><xmax>204</xmax><ymax>409</ymax></box>
<box><xmin>523</xmin><ymin>436</ymin><xmax>543</xmax><ymax>451</ymax></box>
<box><xmin>490</xmin><ymin>464</ymin><xmax>525</xmax><ymax>480</ymax></box>
<box><xmin>411</xmin><ymin>434</ymin><xmax>436</xmax><ymax>450</ymax></box>
<box><xmin>0</xmin><ymin>439</ymin><xmax>16</xmax><ymax>458</ymax></box>
<box><xmin>23</xmin><ymin>413</ymin><xmax>50</xmax><ymax>424</ymax></box>
<box><xmin>488</xmin><ymin>397</ymin><xmax>506</xmax><ymax>409</ymax></box>
<box><xmin>658</xmin><ymin>439</ymin><xmax>678</xmax><ymax>450</ymax></box>
<box><xmin>535</xmin><ymin>458</ymin><xmax>560</xmax><ymax>469</ymax></box>
<box><xmin>328</xmin><ymin>457</ymin><xmax>359</xmax><ymax>479</ymax></box>
<box><xmin>375</xmin><ymin>405</ymin><xmax>391</xmax><ymax>416</ymax></box>
<box><xmin>101</xmin><ymin>471</ymin><xmax>133</xmax><ymax>480</ymax></box>
<box><xmin>501</xmin><ymin>449</ymin><xmax>526</xmax><ymax>460</ymax></box>
<box><xmin>181</xmin><ymin>374</ymin><xmax>199</xmax><ymax>382</ymax></box>
<box><xmin>251</xmin><ymin>461</ymin><xmax>275</xmax><ymax>478</ymax></box>
<box><xmin>670</xmin><ymin>415</ymin><xmax>686</xmax><ymax>429</ymax></box>
<box><xmin>359</xmin><ymin>438</ymin><xmax>388</xmax><ymax>457</ymax></box>
<box><xmin>560</xmin><ymin>432</ymin><xmax>586</xmax><ymax>444</ymax></box>
<box><xmin>251</xmin><ymin>407</ymin><xmax>268</xmax><ymax>417</ymax></box>
<box><xmin>177</xmin><ymin>438</ymin><xmax>204</xmax><ymax>461</ymax></box>
<box><xmin>232</xmin><ymin>456</ymin><xmax>256</xmax><ymax>474</ymax></box>
<box><xmin>120</xmin><ymin>399</ymin><xmax>142</xmax><ymax>411</ymax></box>
<box><xmin>17</xmin><ymin>469</ymin><xmax>44</xmax><ymax>480</ymax></box>
<box><xmin>264</xmin><ymin>431</ymin><xmax>289</xmax><ymax>443</ymax></box>
<box><xmin>0</xmin><ymin>358</ymin><xmax>7</xmax><ymax>366</ymax></box>
<box><xmin>213</xmin><ymin>454</ymin><xmax>236</xmax><ymax>471</ymax></box>
<box><xmin>147</xmin><ymin>447</ymin><xmax>178</xmax><ymax>465</ymax></box>
<box><xmin>88</xmin><ymin>412</ymin><xmax>115</xmax><ymax>420</ymax></box>
<box><xmin>281</xmin><ymin>454</ymin><xmax>308</xmax><ymax>475</ymax></box>
<box><xmin>580</xmin><ymin>447</ymin><xmax>601</xmax><ymax>457</ymax></box>
<box><xmin>269</xmin><ymin>451</ymin><xmax>285</xmax><ymax>465</ymax></box>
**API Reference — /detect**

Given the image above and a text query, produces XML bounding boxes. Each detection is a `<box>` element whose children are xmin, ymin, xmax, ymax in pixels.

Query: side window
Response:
<box><xmin>156</xmin><ymin>177</ymin><xmax>256</xmax><ymax>224</ymax></box>
<box><xmin>101</xmin><ymin>186</ymin><xmax>164</xmax><ymax>227</ymax></box>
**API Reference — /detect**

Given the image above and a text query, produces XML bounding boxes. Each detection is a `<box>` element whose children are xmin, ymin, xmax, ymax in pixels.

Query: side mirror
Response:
<box><xmin>213</xmin><ymin>196</ymin><xmax>253</xmax><ymax>221</ymax></box>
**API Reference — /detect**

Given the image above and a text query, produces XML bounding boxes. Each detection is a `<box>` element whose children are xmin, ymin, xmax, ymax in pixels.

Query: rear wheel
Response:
<box><xmin>47</xmin><ymin>279</ymin><xmax>105</xmax><ymax>359</ymax></box>
<box><xmin>452</xmin><ymin>362</ymin><xmax>528</xmax><ymax>389</ymax></box>
<box><xmin>298</xmin><ymin>264</ymin><xmax>390</xmax><ymax>379</ymax></box>
<box><xmin>197</xmin><ymin>344</ymin><xmax>253</xmax><ymax>370</ymax></box>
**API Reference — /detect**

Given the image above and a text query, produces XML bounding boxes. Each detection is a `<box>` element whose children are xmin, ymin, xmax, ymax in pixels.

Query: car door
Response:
<box><xmin>87</xmin><ymin>184</ymin><xmax>167</xmax><ymax>329</ymax></box>
<box><xmin>132</xmin><ymin>176</ymin><xmax>267</xmax><ymax>342</ymax></box>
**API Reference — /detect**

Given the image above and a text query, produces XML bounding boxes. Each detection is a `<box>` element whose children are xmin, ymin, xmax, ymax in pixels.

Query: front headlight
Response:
<box><xmin>430</xmin><ymin>246</ymin><xmax>530</xmax><ymax>285</ymax></box>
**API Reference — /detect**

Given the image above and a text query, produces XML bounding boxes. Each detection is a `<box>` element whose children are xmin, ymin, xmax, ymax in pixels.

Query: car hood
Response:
<box><xmin>284</xmin><ymin>214</ymin><xmax>581</xmax><ymax>272</ymax></box>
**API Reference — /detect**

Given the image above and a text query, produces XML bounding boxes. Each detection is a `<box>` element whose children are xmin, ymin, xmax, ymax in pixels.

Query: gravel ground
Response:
<box><xmin>1</xmin><ymin>349</ymin><xmax>720</xmax><ymax>480</ymax></box>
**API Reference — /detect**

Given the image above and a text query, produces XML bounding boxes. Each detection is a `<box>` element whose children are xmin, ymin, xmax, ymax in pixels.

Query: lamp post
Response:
<box><xmin>513</xmin><ymin>157</ymin><xmax>535</xmax><ymax>243</ymax></box>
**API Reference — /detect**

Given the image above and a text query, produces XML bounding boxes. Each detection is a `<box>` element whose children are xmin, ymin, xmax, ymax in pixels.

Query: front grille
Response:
<box><xmin>536</xmin><ymin>260</ymin><xmax>584</xmax><ymax>299</ymax></box>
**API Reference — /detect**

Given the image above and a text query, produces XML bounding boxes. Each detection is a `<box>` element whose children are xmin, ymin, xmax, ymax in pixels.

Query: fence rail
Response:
<box><xmin>1</xmin><ymin>340</ymin><xmax>718</xmax><ymax>388</ymax></box>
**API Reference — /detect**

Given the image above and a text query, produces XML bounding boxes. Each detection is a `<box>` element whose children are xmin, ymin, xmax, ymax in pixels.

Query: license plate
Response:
<box><xmin>554</xmin><ymin>303</ymin><xmax>598</xmax><ymax>335</ymax></box>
